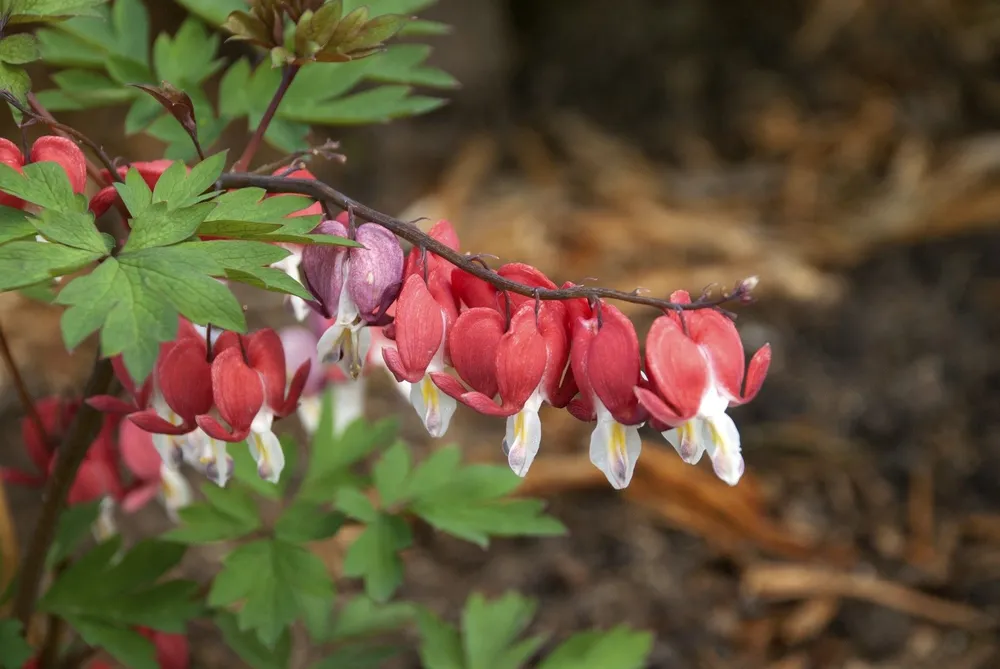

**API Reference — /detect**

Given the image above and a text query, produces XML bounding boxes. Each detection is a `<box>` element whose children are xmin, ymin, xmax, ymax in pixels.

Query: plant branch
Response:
<box><xmin>0</xmin><ymin>322</ymin><xmax>49</xmax><ymax>445</ymax></box>
<box><xmin>11</xmin><ymin>356</ymin><xmax>116</xmax><ymax>631</ymax></box>
<box><xmin>232</xmin><ymin>64</ymin><xmax>301</xmax><ymax>173</ymax></box>
<box><xmin>251</xmin><ymin>139</ymin><xmax>346</xmax><ymax>175</ymax></box>
<box><xmin>218</xmin><ymin>172</ymin><xmax>757</xmax><ymax>312</ymax></box>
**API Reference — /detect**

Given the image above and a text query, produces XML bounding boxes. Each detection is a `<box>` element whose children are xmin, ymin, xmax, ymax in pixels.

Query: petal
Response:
<box><xmin>497</xmin><ymin>262</ymin><xmax>557</xmax><ymax>311</ymax></box>
<box><xmin>536</xmin><ymin>303</ymin><xmax>574</xmax><ymax>407</ymax></box>
<box><xmin>662</xmin><ymin>420</ymin><xmax>705</xmax><ymax>465</ymax></box>
<box><xmin>451</xmin><ymin>267</ymin><xmax>497</xmax><ymax>309</ymax></box>
<box><xmin>633</xmin><ymin>387</ymin><xmax>687</xmax><ymax>428</ymax></box>
<box><xmin>738</xmin><ymin>343</ymin><xmax>772</xmax><ymax>404</ymax></box>
<box><xmin>30</xmin><ymin>136</ymin><xmax>87</xmax><ymax>194</ymax></box>
<box><xmin>644</xmin><ymin>315</ymin><xmax>708</xmax><ymax>420</ymax></box>
<box><xmin>348</xmin><ymin>223</ymin><xmax>404</xmax><ymax>322</ymax></box>
<box><xmin>587</xmin><ymin>304</ymin><xmax>643</xmax><ymax>421</ymax></box>
<box><xmin>122</xmin><ymin>483</ymin><xmax>160</xmax><ymax>514</ymax></box>
<box><xmin>118</xmin><ymin>420</ymin><xmax>163</xmax><ymax>480</ymax></box>
<box><xmin>152</xmin><ymin>631</ymin><xmax>190</xmax><ymax>669</ymax></box>
<box><xmin>448</xmin><ymin>307</ymin><xmax>504</xmax><ymax>397</ymax></box>
<box><xmin>589</xmin><ymin>405</ymin><xmax>642</xmax><ymax>489</ymax></box>
<box><xmin>198</xmin><ymin>434</ymin><xmax>233</xmax><ymax>487</ymax></box>
<box><xmin>248</xmin><ymin>428</ymin><xmax>285</xmax><ymax>483</ymax></box>
<box><xmin>278</xmin><ymin>326</ymin><xmax>324</xmax><ymax>396</ymax></box>
<box><xmin>495</xmin><ymin>305</ymin><xmax>547</xmax><ymax>409</ymax></box>
<box><xmin>390</xmin><ymin>274</ymin><xmax>445</xmax><ymax>382</ymax></box>
<box><xmin>152</xmin><ymin>432</ymin><xmax>185</xmax><ymax>469</ymax></box>
<box><xmin>159</xmin><ymin>464</ymin><xmax>193</xmax><ymax>520</ymax></box>
<box><xmin>86</xmin><ymin>394</ymin><xmax>137</xmax><ymax>414</ymax></box>
<box><xmin>91</xmin><ymin>497</ymin><xmax>118</xmax><ymax>541</ymax></box>
<box><xmin>296</xmin><ymin>393</ymin><xmax>323</xmax><ymax>436</ymax></box>
<box><xmin>128</xmin><ymin>409</ymin><xmax>191</xmax><ymax>436</ymax></box>
<box><xmin>503</xmin><ymin>402</ymin><xmax>543</xmax><ymax>477</ymax></box>
<box><xmin>0</xmin><ymin>468</ymin><xmax>45</xmax><ymax>487</ymax></box>
<box><xmin>157</xmin><ymin>337</ymin><xmax>213</xmax><ymax>420</ymax></box>
<box><xmin>301</xmin><ymin>219</ymin><xmax>349</xmax><ymax>314</ymax></box>
<box><xmin>331</xmin><ymin>376</ymin><xmax>366</xmax><ymax>436</ymax></box>
<box><xmin>210</xmin><ymin>347</ymin><xmax>265</xmax><ymax>434</ymax></box>
<box><xmin>688</xmin><ymin>309</ymin><xmax>746</xmax><ymax>400</ymax></box>
<box><xmin>703</xmin><ymin>412</ymin><xmax>744</xmax><ymax>486</ymax></box>
<box><xmin>409</xmin><ymin>375</ymin><xmax>457</xmax><ymax>438</ymax></box>
<box><xmin>247</xmin><ymin>328</ymin><xmax>290</xmax><ymax>411</ymax></box>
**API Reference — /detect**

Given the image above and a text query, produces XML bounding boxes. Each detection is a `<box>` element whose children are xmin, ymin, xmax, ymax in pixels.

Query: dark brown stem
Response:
<box><xmin>38</xmin><ymin>573</ymin><xmax>66</xmax><ymax>669</ymax></box>
<box><xmin>251</xmin><ymin>139</ymin><xmax>345</xmax><ymax>175</ymax></box>
<box><xmin>217</xmin><ymin>173</ymin><xmax>756</xmax><ymax>313</ymax></box>
<box><xmin>232</xmin><ymin>65</ymin><xmax>300</xmax><ymax>173</ymax></box>
<box><xmin>24</xmin><ymin>93</ymin><xmax>119</xmax><ymax>185</ymax></box>
<box><xmin>12</xmin><ymin>356</ymin><xmax>115</xmax><ymax>630</ymax></box>
<box><xmin>0</xmin><ymin>322</ymin><xmax>48</xmax><ymax>445</ymax></box>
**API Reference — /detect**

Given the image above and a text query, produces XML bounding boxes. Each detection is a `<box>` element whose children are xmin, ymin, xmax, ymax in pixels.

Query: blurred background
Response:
<box><xmin>4</xmin><ymin>0</ymin><xmax>1000</xmax><ymax>667</ymax></box>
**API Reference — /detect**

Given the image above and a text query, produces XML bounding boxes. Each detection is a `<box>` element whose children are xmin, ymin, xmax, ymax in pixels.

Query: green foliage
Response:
<box><xmin>166</xmin><ymin>482</ymin><xmax>262</xmax><ymax>544</ymax></box>
<box><xmin>37</xmin><ymin>0</ymin><xmax>456</xmax><ymax>158</ymax></box>
<box><xmin>416</xmin><ymin>593</ymin><xmax>655</xmax><ymax>669</ymax></box>
<box><xmin>0</xmin><ymin>620</ymin><xmax>34</xmax><ymax>669</ymax></box>
<box><xmin>37</xmin><ymin>537</ymin><xmax>201</xmax><ymax>669</ymax></box>
<box><xmin>48</xmin><ymin>498</ymin><xmax>103</xmax><ymax>566</ymax></box>
<box><xmin>208</xmin><ymin>538</ymin><xmax>334</xmax><ymax>647</ymax></box>
<box><xmin>216</xmin><ymin>610</ymin><xmax>293</xmax><ymax>669</ymax></box>
<box><xmin>4</xmin><ymin>0</ymin><xmax>107</xmax><ymax>24</ymax></box>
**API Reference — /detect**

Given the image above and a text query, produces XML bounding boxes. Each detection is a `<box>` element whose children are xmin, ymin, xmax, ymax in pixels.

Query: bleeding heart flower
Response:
<box><xmin>139</xmin><ymin>628</ymin><xmax>190</xmax><ymax>669</ymax></box>
<box><xmin>381</xmin><ymin>274</ymin><xmax>458</xmax><ymax>437</ymax></box>
<box><xmin>30</xmin><ymin>136</ymin><xmax>88</xmax><ymax>195</ymax></box>
<box><xmin>634</xmin><ymin>291</ymin><xmax>771</xmax><ymax>485</ymax></box>
<box><xmin>302</xmin><ymin>218</ymin><xmax>404</xmax><ymax>378</ymax></box>
<box><xmin>267</xmin><ymin>168</ymin><xmax>324</xmax><ymax>322</ymax></box>
<box><xmin>196</xmin><ymin>329</ymin><xmax>310</xmax><ymax>484</ymax></box>
<box><xmin>118</xmin><ymin>419</ymin><xmax>192</xmax><ymax>519</ymax></box>
<box><xmin>566</xmin><ymin>300</ymin><xmax>646</xmax><ymax>489</ymax></box>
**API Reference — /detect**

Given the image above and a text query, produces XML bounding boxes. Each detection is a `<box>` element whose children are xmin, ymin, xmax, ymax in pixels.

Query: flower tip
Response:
<box><xmin>737</xmin><ymin>275</ymin><xmax>759</xmax><ymax>293</ymax></box>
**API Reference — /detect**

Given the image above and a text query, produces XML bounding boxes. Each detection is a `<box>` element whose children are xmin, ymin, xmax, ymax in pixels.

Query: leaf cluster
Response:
<box><xmin>35</xmin><ymin>0</ymin><xmax>457</xmax><ymax>159</ymax></box>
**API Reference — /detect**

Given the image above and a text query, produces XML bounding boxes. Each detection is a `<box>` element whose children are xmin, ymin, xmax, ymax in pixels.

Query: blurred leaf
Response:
<box><xmin>47</xmin><ymin>498</ymin><xmax>103</xmax><ymax>566</ymax></box>
<box><xmin>334</xmin><ymin>487</ymin><xmax>377</xmax><ymax>523</ymax></box>
<box><xmin>165</xmin><ymin>501</ymin><xmax>260</xmax><ymax>544</ymax></box>
<box><xmin>373</xmin><ymin>441</ymin><xmax>412</xmax><ymax>507</ymax></box>
<box><xmin>4</xmin><ymin>0</ymin><xmax>107</xmax><ymax>24</ymax></box>
<box><xmin>328</xmin><ymin>597</ymin><xmax>415</xmax><ymax>641</ymax></box>
<box><xmin>0</xmin><ymin>34</ymin><xmax>41</xmax><ymax>64</ymax></box>
<box><xmin>282</xmin><ymin>84</ymin><xmax>445</xmax><ymax>125</ymax></box>
<box><xmin>274</xmin><ymin>501</ymin><xmax>345</xmax><ymax>543</ymax></box>
<box><xmin>171</xmin><ymin>0</ymin><xmax>243</xmax><ymax>28</ymax></box>
<box><xmin>209</xmin><ymin>539</ymin><xmax>334</xmax><ymax>647</ymax></box>
<box><xmin>216</xmin><ymin>611</ymin><xmax>292</xmax><ymax>669</ymax></box>
<box><xmin>462</xmin><ymin>593</ymin><xmax>542</xmax><ymax>669</ymax></box>
<box><xmin>537</xmin><ymin>627</ymin><xmax>654</xmax><ymax>669</ymax></box>
<box><xmin>416</xmin><ymin>609</ymin><xmax>463</xmax><ymax>669</ymax></box>
<box><xmin>310</xmin><ymin>644</ymin><xmax>404</xmax><ymax>669</ymax></box>
<box><xmin>0</xmin><ymin>620</ymin><xmax>34</xmax><ymax>669</ymax></box>
<box><xmin>153</xmin><ymin>18</ymin><xmax>224</xmax><ymax>86</ymax></box>
<box><xmin>71</xmin><ymin>619</ymin><xmax>158</xmax><ymax>669</ymax></box>
<box><xmin>342</xmin><ymin>513</ymin><xmax>412</xmax><ymax>602</ymax></box>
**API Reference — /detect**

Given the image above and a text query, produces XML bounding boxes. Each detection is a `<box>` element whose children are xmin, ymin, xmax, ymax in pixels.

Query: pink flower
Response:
<box><xmin>634</xmin><ymin>290</ymin><xmax>771</xmax><ymax>485</ymax></box>
<box><xmin>118</xmin><ymin>419</ymin><xmax>191</xmax><ymax>519</ymax></box>
<box><xmin>0</xmin><ymin>136</ymin><xmax>87</xmax><ymax>209</ymax></box>
<box><xmin>566</xmin><ymin>300</ymin><xmax>646</xmax><ymax>489</ymax></box>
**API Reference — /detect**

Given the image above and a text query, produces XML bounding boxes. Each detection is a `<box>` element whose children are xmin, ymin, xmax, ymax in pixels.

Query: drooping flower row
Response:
<box><xmin>292</xmin><ymin>208</ymin><xmax>772</xmax><ymax>488</ymax></box>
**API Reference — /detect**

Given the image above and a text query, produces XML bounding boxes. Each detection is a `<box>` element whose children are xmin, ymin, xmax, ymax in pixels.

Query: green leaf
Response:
<box><xmin>405</xmin><ymin>452</ymin><xmax>567</xmax><ymax>547</ymax></box>
<box><xmin>0</xmin><ymin>61</ymin><xmax>30</xmax><ymax>107</ymax></box>
<box><xmin>200</xmin><ymin>482</ymin><xmax>260</xmax><ymax>529</ymax></box>
<box><xmin>274</xmin><ymin>502</ymin><xmax>345</xmax><ymax>543</ymax></box>
<box><xmin>310</xmin><ymin>644</ymin><xmax>404</xmax><ymax>669</ymax></box>
<box><xmin>153</xmin><ymin>18</ymin><xmax>224</xmax><ymax>86</ymax></box>
<box><xmin>165</xmin><ymin>502</ymin><xmax>259</xmax><ymax>544</ymax></box>
<box><xmin>369</xmin><ymin>44</ymin><xmax>459</xmax><ymax>88</ymax></box>
<box><xmin>216</xmin><ymin>611</ymin><xmax>292</xmax><ymax>669</ymax></box>
<box><xmin>226</xmin><ymin>266</ymin><xmax>314</xmax><ymax>301</ymax></box>
<box><xmin>299</xmin><ymin>391</ymin><xmax>399</xmax><ymax>502</ymax></box>
<box><xmin>40</xmin><ymin>538</ymin><xmax>200</xmax><ymax>635</ymax></box>
<box><xmin>282</xmin><ymin>84</ymin><xmax>445</xmax><ymax>125</ymax></box>
<box><xmin>334</xmin><ymin>487</ymin><xmax>377</xmax><ymax>524</ymax></box>
<box><xmin>37</xmin><ymin>27</ymin><xmax>106</xmax><ymax>68</ymax></box>
<box><xmin>112</xmin><ymin>0</ymin><xmax>150</xmax><ymax>67</ymax></box>
<box><xmin>538</xmin><ymin>627</ymin><xmax>654</xmax><ymax>669</ymax></box>
<box><xmin>0</xmin><ymin>34</ymin><xmax>41</xmax><ymax>64</ymax></box>
<box><xmin>48</xmin><ymin>498</ymin><xmax>103</xmax><ymax>566</ymax></box>
<box><xmin>171</xmin><ymin>0</ymin><xmax>243</xmax><ymax>28</ymax></box>
<box><xmin>416</xmin><ymin>609</ymin><xmax>463</xmax><ymax>669</ymax></box>
<box><xmin>179</xmin><ymin>240</ymin><xmax>289</xmax><ymax>268</ymax></box>
<box><xmin>115</xmin><ymin>166</ymin><xmax>154</xmax><ymax>216</ymax></box>
<box><xmin>57</xmin><ymin>244</ymin><xmax>244</xmax><ymax>382</ymax></box>
<box><xmin>373</xmin><ymin>441</ymin><xmax>411</xmax><ymax>507</ymax></box>
<box><xmin>0</xmin><ymin>205</ymin><xmax>39</xmax><ymax>244</ymax></box>
<box><xmin>33</xmin><ymin>209</ymin><xmax>109</xmax><ymax>253</ymax></box>
<box><xmin>209</xmin><ymin>539</ymin><xmax>334</xmax><ymax>647</ymax></box>
<box><xmin>229</xmin><ymin>441</ymin><xmax>283</xmax><ymax>500</ymax></box>
<box><xmin>0</xmin><ymin>240</ymin><xmax>103</xmax><ymax>291</ymax></box>
<box><xmin>342</xmin><ymin>513</ymin><xmax>412</xmax><ymax>602</ymax></box>
<box><xmin>328</xmin><ymin>597</ymin><xmax>415</xmax><ymax>641</ymax></box>
<box><xmin>0</xmin><ymin>161</ymin><xmax>79</xmax><ymax>211</ymax></box>
<box><xmin>204</xmin><ymin>187</ymin><xmax>318</xmax><ymax>224</ymax></box>
<box><xmin>122</xmin><ymin>200</ymin><xmax>213</xmax><ymax>250</ymax></box>
<box><xmin>462</xmin><ymin>592</ymin><xmax>541</xmax><ymax>669</ymax></box>
<box><xmin>0</xmin><ymin>620</ymin><xmax>34</xmax><ymax>669</ymax></box>
<box><xmin>150</xmin><ymin>152</ymin><xmax>226</xmax><ymax>209</ymax></box>
<box><xmin>4</xmin><ymin>0</ymin><xmax>107</xmax><ymax>24</ymax></box>
<box><xmin>18</xmin><ymin>281</ymin><xmax>58</xmax><ymax>304</ymax></box>
<box><xmin>70</xmin><ymin>618</ymin><xmax>157</xmax><ymax>669</ymax></box>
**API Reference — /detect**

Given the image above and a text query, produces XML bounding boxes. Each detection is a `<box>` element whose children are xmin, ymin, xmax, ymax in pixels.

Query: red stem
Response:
<box><xmin>232</xmin><ymin>65</ymin><xmax>300</xmax><ymax>173</ymax></box>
